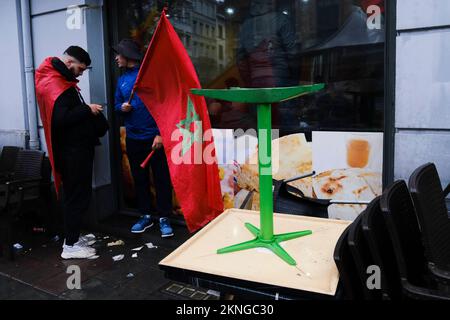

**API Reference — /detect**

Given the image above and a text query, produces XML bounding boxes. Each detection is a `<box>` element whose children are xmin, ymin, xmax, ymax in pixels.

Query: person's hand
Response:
<box><xmin>152</xmin><ymin>135</ymin><xmax>163</xmax><ymax>150</ymax></box>
<box><xmin>88</xmin><ymin>104</ymin><xmax>103</xmax><ymax>115</ymax></box>
<box><xmin>121</xmin><ymin>103</ymin><xmax>132</xmax><ymax>113</ymax></box>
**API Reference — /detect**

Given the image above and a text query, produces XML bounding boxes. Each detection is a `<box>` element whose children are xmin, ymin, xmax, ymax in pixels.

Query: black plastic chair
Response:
<box><xmin>12</xmin><ymin>149</ymin><xmax>44</xmax><ymax>180</ymax></box>
<box><xmin>362</xmin><ymin>196</ymin><xmax>402</xmax><ymax>300</ymax></box>
<box><xmin>272</xmin><ymin>172</ymin><xmax>370</xmax><ymax>218</ymax></box>
<box><xmin>348</xmin><ymin>210</ymin><xmax>382</xmax><ymax>300</ymax></box>
<box><xmin>0</xmin><ymin>150</ymin><xmax>45</xmax><ymax>260</ymax></box>
<box><xmin>333</xmin><ymin>225</ymin><xmax>364</xmax><ymax>300</ymax></box>
<box><xmin>273</xmin><ymin>178</ymin><xmax>328</xmax><ymax>218</ymax></box>
<box><xmin>10</xmin><ymin>149</ymin><xmax>45</xmax><ymax>199</ymax></box>
<box><xmin>409</xmin><ymin>163</ymin><xmax>450</xmax><ymax>283</ymax></box>
<box><xmin>0</xmin><ymin>183</ymin><xmax>24</xmax><ymax>260</ymax></box>
<box><xmin>0</xmin><ymin>146</ymin><xmax>21</xmax><ymax>181</ymax></box>
<box><xmin>380</xmin><ymin>180</ymin><xmax>450</xmax><ymax>300</ymax></box>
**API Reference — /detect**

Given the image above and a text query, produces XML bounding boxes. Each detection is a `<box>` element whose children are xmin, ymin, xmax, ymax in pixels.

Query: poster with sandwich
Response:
<box><xmin>312</xmin><ymin>131</ymin><xmax>383</xmax><ymax>220</ymax></box>
<box><xmin>234</xmin><ymin>131</ymin><xmax>383</xmax><ymax>221</ymax></box>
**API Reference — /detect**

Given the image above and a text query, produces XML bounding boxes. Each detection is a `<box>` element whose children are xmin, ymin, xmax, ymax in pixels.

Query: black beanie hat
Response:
<box><xmin>64</xmin><ymin>46</ymin><xmax>92</xmax><ymax>66</ymax></box>
<box><xmin>112</xmin><ymin>39</ymin><xmax>143</xmax><ymax>61</ymax></box>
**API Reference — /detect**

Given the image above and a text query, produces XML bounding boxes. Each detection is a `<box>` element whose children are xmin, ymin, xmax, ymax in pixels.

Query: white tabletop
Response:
<box><xmin>160</xmin><ymin>209</ymin><xmax>351</xmax><ymax>296</ymax></box>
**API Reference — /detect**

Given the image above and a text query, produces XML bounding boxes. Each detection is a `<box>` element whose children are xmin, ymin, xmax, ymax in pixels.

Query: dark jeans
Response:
<box><xmin>60</xmin><ymin>146</ymin><xmax>94</xmax><ymax>246</ymax></box>
<box><xmin>126</xmin><ymin>137</ymin><xmax>172</xmax><ymax>218</ymax></box>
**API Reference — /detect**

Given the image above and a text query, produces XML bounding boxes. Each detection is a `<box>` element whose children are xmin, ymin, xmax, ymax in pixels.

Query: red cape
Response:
<box><xmin>35</xmin><ymin>57</ymin><xmax>79</xmax><ymax>195</ymax></box>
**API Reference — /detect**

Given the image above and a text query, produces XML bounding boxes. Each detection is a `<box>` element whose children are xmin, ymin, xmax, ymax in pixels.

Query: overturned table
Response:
<box><xmin>159</xmin><ymin>209</ymin><xmax>351</xmax><ymax>299</ymax></box>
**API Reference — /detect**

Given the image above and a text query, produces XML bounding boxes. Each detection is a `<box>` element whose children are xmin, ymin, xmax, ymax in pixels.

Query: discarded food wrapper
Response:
<box><xmin>145</xmin><ymin>242</ymin><xmax>158</xmax><ymax>249</ymax></box>
<box><xmin>132</xmin><ymin>253</ymin><xmax>138</xmax><ymax>258</ymax></box>
<box><xmin>107</xmin><ymin>240</ymin><xmax>125</xmax><ymax>247</ymax></box>
<box><xmin>126</xmin><ymin>273</ymin><xmax>134</xmax><ymax>278</ymax></box>
<box><xmin>88</xmin><ymin>255</ymin><xmax>100</xmax><ymax>260</ymax></box>
<box><xmin>112</xmin><ymin>254</ymin><xmax>125</xmax><ymax>261</ymax></box>
<box><xmin>132</xmin><ymin>246</ymin><xmax>143</xmax><ymax>251</ymax></box>
<box><xmin>13</xmin><ymin>243</ymin><xmax>23</xmax><ymax>250</ymax></box>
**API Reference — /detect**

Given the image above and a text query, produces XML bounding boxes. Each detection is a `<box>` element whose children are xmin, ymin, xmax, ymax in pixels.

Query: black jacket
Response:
<box><xmin>51</xmin><ymin>58</ymin><xmax>109</xmax><ymax>167</ymax></box>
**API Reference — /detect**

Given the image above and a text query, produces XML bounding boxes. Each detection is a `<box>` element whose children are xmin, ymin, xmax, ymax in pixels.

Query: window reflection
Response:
<box><xmin>116</xmin><ymin>0</ymin><xmax>385</xmax><ymax>133</ymax></box>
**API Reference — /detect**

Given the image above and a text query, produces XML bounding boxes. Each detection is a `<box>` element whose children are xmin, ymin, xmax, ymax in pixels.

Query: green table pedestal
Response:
<box><xmin>191</xmin><ymin>84</ymin><xmax>324</xmax><ymax>266</ymax></box>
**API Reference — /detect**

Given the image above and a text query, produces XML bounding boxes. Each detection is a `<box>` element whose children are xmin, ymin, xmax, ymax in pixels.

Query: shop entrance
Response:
<box><xmin>104</xmin><ymin>0</ymin><xmax>386</xmax><ymax>230</ymax></box>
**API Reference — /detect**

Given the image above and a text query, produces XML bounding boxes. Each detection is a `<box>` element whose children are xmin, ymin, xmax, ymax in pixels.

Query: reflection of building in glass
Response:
<box><xmin>116</xmin><ymin>0</ymin><xmax>385</xmax><ymax>132</ymax></box>
<box><xmin>294</xmin><ymin>0</ymin><xmax>318</xmax><ymax>49</ymax></box>
<box><xmin>167</xmin><ymin>0</ymin><xmax>231</xmax><ymax>85</ymax></box>
<box><xmin>216</xmin><ymin>13</ymin><xmax>226</xmax><ymax>73</ymax></box>
<box><xmin>169</xmin><ymin>0</ymin><xmax>194</xmax><ymax>56</ymax></box>
<box><xmin>295</xmin><ymin>1</ymin><xmax>385</xmax><ymax>131</ymax></box>
<box><xmin>191</xmin><ymin>0</ymin><xmax>223</xmax><ymax>84</ymax></box>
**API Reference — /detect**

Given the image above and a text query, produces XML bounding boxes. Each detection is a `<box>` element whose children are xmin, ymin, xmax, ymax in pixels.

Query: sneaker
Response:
<box><xmin>62</xmin><ymin>236</ymin><xmax>95</xmax><ymax>248</ymax></box>
<box><xmin>131</xmin><ymin>215</ymin><xmax>154</xmax><ymax>233</ymax></box>
<box><xmin>61</xmin><ymin>244</ymin><xmax>96</xmax><ymax>259</ymax></box>
<box><xmin>78</xmin><ymin>234</ymin><xmax>97</xmax><ymax>246</ymax></box>
<box><xmin>159</xmin><ymin>217</ymin><xmax>174</xmax><ymax>238</ymax></box>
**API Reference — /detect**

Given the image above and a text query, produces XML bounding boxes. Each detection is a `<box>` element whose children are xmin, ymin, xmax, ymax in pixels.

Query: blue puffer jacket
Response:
<box><xmin>114</xmin><ymin>66</ymin><xmax>160</xmax><ymax>140</ymax></box>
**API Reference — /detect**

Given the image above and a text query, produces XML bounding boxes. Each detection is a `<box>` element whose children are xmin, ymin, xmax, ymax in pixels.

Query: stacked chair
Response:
<box><xmin>333</xmin><ymin>163</ymin><xmax>450</xmax><ymax>300</ymax></box>
<box><xmin>0</xmin><ymin>147</ymin><xmax>50</xmax><ymax>260</ymax></box>
<box><xmin>409</xmin><ymin>163</ymin><xmax>450</xmax><ymax>288</ymax></box>
<box><xmin>334</xmin><ymin>225</ymin><xmax>365</xmax><ymax>300</ymax></box>
<box><xmin>347</xmin><ymin>210</ymin><xmax>383</xmax><ymax>300</ymax></box>
<box><xmin>273</xmin><ymin>176</ymin><xmax>329</xmax><ymax>218</ymax></box>
<box><xmin>0</xmin><ymin>146</ymin><xmax>21</xmax><ymax>181</ymax></box>
<box><xmin>362</xmin><ymin>196</ymin><xmax>402</xmax><ymax>299</ymax></box>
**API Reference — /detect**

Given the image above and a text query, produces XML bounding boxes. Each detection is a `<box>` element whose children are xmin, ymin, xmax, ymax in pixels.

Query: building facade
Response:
<box><xmin>0</xmin><ymin>0</ymin><xmax>448</xmax><ymax>226</ymax></box>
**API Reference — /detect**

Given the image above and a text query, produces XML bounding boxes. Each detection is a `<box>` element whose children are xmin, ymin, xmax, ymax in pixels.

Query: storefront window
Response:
<box><xmin>114</xmin><ymin>0</ymin><xmax>385</xmax><ymax>134</ymax></box>
<box><xmin>110</xmin><ymin>0</ymin><xmax>386</xmax><ymax>217</ymax></box>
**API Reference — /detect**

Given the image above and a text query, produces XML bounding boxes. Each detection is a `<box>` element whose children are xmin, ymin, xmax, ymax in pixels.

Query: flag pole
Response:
<box><xmin>127</xmin><ymin>89</ymin><xmax>135</xmax><ymax>105</ymax></box>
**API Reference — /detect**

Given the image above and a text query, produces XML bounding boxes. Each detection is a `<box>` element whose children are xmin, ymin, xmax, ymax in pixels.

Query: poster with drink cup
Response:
<box><xmin>312</xmin><ymin>131</ymin><xmax>383</xmax><ymax>221</ymax></box>
<box><xmin>312</xmin><ymin>131</ymin><xmax>383</xmax><ymax>174</ymax></box>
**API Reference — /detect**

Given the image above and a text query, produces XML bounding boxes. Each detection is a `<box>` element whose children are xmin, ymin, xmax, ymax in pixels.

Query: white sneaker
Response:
<box><xmin>77</xmin><ymin>234</ymin><xmax>97</xmax><ymax>246</ymax></box>
<box><xmin>63</xmin><ymin>235</ymin><xmax>96</xmax><ymax>248</ymax></box>
<box><xmin>61</xmin><ymin>244</ymin><xmax>96</xmax><ymax>259</ymax></box>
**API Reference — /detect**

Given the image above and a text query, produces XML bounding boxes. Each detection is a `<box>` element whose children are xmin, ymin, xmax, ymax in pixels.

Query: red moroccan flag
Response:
<box><xmin>134</xmin><ymin>11</ymin><xmax>224</xmax><ymax>232</ymax></box>
<box><xmin>361</xmin><ymin>0</ymin><xmax>385</xmax><ymax>13</ymax></box>
<box><xmin>35</xmin><ymin>57</ymin><xmax>79</xmax><ymax>195</ymax></box>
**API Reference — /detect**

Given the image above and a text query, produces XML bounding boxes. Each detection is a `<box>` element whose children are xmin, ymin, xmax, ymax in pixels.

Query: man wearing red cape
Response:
<box><xmin>35</xmin><ymin>46</ymin><xmax>109</xmax><ymax>259</ymax></box>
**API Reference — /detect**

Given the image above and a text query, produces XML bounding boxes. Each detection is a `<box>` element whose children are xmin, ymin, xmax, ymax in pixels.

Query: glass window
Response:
<box><xmin>219</xmin><ymin>45</ymin><xmax>224</xmax><ymax>60</ymax></box>
<box><xmin>111</xmin><ymin>0</ymin><xmax>386</xmax><ymax>216</ymax></box>
<box><xmin>114</xmin><ymin>0</ymin><xmax>385</xmax><ymax>133</ymax></box>
<box><xmin>186</xmin><ymin>35</ymin><xmax>191</xmax><ymax>48</ymax></box>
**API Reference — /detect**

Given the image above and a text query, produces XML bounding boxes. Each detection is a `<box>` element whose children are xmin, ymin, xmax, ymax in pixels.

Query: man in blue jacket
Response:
<box><xmin>114</xmin><ymin>39</ymin><xmax>173</xmax><ymax>237</ymax></box>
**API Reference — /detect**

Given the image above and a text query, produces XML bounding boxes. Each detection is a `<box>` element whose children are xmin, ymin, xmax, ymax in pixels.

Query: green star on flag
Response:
<box><xmin>176</xmin><ymin>96</ymin><xmax>203</xmax><ymax>156</ymax></box>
